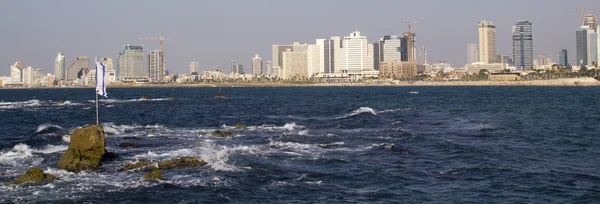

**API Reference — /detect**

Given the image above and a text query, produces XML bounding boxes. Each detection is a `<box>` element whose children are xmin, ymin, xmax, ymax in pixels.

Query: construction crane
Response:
<box><xmin>575</xmin><ymin>8</ymin><xmax>586</xmax><ymax>25</ymax></box>
<box><xmin>138</xmin><ymin>36</ymin><xmax>169</xmax><ymax>51</ymax></box>
<box><xmin>405</xmin><ymin>20</ymin><xmax>420</xmax><ymax>33</ymax></box>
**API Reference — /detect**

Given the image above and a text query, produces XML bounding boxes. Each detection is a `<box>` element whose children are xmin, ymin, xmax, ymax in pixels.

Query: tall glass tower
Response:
<box><xmin>512</xmin><ymin>20</ymin><xmax>533</xmax><ymax>69</ymax></box>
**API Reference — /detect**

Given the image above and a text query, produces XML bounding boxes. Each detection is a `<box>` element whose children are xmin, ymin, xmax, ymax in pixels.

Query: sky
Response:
<box><xmin>0</xmin><ymin>0</ymin><xmax>598</xmax><ymax>76</ymax></box>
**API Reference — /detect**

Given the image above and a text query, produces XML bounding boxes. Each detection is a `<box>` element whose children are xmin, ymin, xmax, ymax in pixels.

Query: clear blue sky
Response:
<box><xmin>0</xmin><ymin>0</ymin><xmax>596</xmax><ymax>75</ymax></box>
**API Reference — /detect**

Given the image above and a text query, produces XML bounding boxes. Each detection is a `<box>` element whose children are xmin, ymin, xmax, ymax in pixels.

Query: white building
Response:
<box><xmin>340</xmin><ymin>31</ymin><xmax>374</xmax><ymax>77</ymax></box>
<box><xmin>117</xmin><ymin>45</ymin><xmax>144</xmax><ymax>81</ymax></box>
<box><xmin>10</xmin><ymin>61</ymin><xmax>22</xmax><ymax>84</ymax></box>
<box><xmin>467</xmin><ymin>43</ymin><xmax>478</xmax><ymax>64</ymax></box>
<box><xmin>465</xmin><ymin>62</ymin><xmax>504</xmax><ymax>74</ymax></box>
<box><xmin>307</xmin><ymin>44</ymin><xmax>321</xmax><ymax>77</ymax></box>
<box><xmin>189</xmin><ymin>62</ymin><xmax>198</xmax><ymax>74</ymax></box>
<box><xmin>382</xmin><ymin>36</ymin><xmax>402</xmax><ymax>62</ymax></box>
<box><xmin>22</xmin><ymin>66</ymin><xmax>33</xmax><ymax>87</ymax></box>
<box><xmin>272</xmin><ymin>44</ymin><xmax>293</xmax><ymax>77</ymax></box>
<box><xmin>252</xmin><ymin>53</ymin><xmax>262</xmax><ymax>75</ymax></box>
<box><xmin>316</xmin><ymin>39</ymin><xmax>334</xmax><ymax>73</ymax></box>
<box><xmin>54</xmin><ymin>53</ymin><xmax>65</xmax><ymax>81</ymax></box>
<box><xmin>147</xmin><ymin>49</ymin><xmax>164</xmax><ymax>82</ymax></box>
<box><xmin>478</xmin><ymin>21</ymin><xmax>497</xmax><ymax>63</ymax></box>
<box><xmin>331</xmin><ymin>36</ymin><xmax>342</xmax><ymax>73</ymax></box>
<box><xmin>263</xmin><ymin>60</ymin><xmax>272</xmax><ymax>75</ymax></box>
<box><xmin>282</xmin><ymin>48</ymin><xmax>308</xmax><ymax>79</ymax></box>
<box><xmin>101</xmin><ymin>57</ymin><xmax>115</xmax><ymax>84</ymax></box>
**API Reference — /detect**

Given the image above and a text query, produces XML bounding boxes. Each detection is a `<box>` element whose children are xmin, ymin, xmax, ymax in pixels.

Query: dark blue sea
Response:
<box><xmin>0</xmin><ymin>86</ymin><xmax>599</xmax><ymax>203</ymax></box>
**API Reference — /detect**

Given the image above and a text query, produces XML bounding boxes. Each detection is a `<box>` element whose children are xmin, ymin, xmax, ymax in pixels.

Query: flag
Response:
<box><xmin>95</xmin><ymin>61</ymin><xmax>107</xmax><ymax>97</ymax></box>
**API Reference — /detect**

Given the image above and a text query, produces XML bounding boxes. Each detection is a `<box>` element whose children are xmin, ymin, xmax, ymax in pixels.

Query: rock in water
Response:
<box><xmin>235</xmin><ymin>124</ymin><xmax>247</xmax><ymax>129</ymax></box>
<box><xmin>158</xmin><ymin>157</ymin><xmax>208</xmax><ymax>169</ymax></box>
<box><xmin>6</xmin><ymin>167</ymin><xmax>57</xmax><ymax>185</ymax></box>
<box><xmin>211</xmin><ymin>130</ymin><xmax>237</xmax><ymax>138</ymax></box>
<box><xmin>144</xmin><ymin>168</ymin><xmax>164</xmax><ymax>180</ymax></box>
<box><xmin>57</xmin><ymin>125</ymin><xmax>108</xmax><ymax>171</ymax></box>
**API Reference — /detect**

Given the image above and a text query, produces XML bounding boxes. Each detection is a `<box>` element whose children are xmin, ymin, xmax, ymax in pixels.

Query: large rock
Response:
<box><xmin>57</xmin><ymin>125</ymin><xmax>109</xmax><ymax>171</ymax></box>
<box><xmin>5</xmin><ymin>167</ymin><xmax>57</xmax><ymax>185</ymax></box>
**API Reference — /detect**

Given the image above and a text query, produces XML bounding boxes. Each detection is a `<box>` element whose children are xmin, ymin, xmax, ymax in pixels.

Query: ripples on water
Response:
<box><xmin>0</xmin><ymin>87</ymin><xmax>599</xmax><ymax>203</ymax></box>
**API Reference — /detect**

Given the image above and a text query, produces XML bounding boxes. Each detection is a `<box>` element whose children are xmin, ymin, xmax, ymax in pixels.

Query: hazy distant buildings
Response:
<box><xmin>559</xmin><ymin>49</ymin><xmax>568</xmax><ymax>66</ymax></box>
<box><xmin>272</xmin><ymin>44</ymin><xmax>293</xmax><ymax>77</ymax></box>
<box><xmin>478</xmin><ymin>21</ymin><xmax>497</xmax><ymax>63</ymax></box>
<box><xmin>512</xmin><ymin>20</ymin><xmax>534</xmax><ymax>69</ymax></box>
<box><xmin>117</xmin><ymin>45</ymin><xmax>144</xmax><ymax>81</ymax></box>
<box><xmin>252</xmin><ymin>54</ymin><xmax>262</xmax><ymax>75</ymax></box>
<box><xmin>331</xmin><ymin>36</ymin><xmax>342</xmax><ymax>73</ymax></box>
<box><xmin>263</xmin><ymin>60</ymin><xmax>272</xmax><ymax>75</ymax></box>
<box><xmin>189</xmin><ymin>62</ymin><xmax>198</xmax><ymax>74</ymax></box>
<box><xmin>340</xmin><ymin>31</ymin><xmax>374</xmax><ymax>77</ymax></box>
<box><xmin>584</xmin><ymin>14</ymin><xmax>598</xmax><ymax>32</ymax></box>
<box><xmin>282</xmin><ymin>43</ymin><xmax>308</xmax><ymax>79</ymax></box>
<box><xmin>54</xmin><ymin>53</ymin><xmax>65</xmax><ymax>81</ymax></box>
<box><xmin>467</xmin><ymin>43</ymin><xmax>478</xmax><ymax>64</ymax></box>
<box><xmin>147</xmin><ymin>49</ymin><xmax>164</xmax><ymax>82</ymax></box>
<box><xmin>576</xmin><ymin>26</ymin><xmax>598</xmax><ymax>66</ymax></box>
<box><xmin>66</xmin><ymin>56</ymin><xmax>89</xmax><ymax>82</ymax></box>
<box><xmin>22</xmin><ymin>66</ymin><xmax>33</xmax><ymax>87</ymax></box>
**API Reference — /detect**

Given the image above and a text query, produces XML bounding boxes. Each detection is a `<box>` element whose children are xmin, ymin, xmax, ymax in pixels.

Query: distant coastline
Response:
<box><xmin>2</xmin><ymin>78</ymin><xmax>599</xmax><ymax>89</ymax></box>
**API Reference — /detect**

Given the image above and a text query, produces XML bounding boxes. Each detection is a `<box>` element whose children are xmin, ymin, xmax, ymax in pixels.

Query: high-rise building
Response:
<box><xmin>272</xmin><ymin>45</ymin><xmax>293</xmax><ymax>76</ymax></box>
<box><xmin>512</xmin><ymin>20</ymin><xmax>534</xmax><ymax>69</ymax></box>
<box><xmin>252</xmin><ymin>54</ymin><xmax>262</xmax><ymax>75</ymax></box>
<box><xmin>263</xmin><ymin>60</ymin><xmax>272</xmax><ymax>75</ymax></box>
<box><xmin>576</xmin><ymin>27</ymin><xmax>589</xmax><ymax>65</ymax></box>
<box><xmin>589</xmin><ymin>31</ymin><xmax>598</xmax><ymax>66</ymax></box>
<box><xmin>340</xmin><ymin>31</ymin><xmax>374</xmax><ymax>76</ymax></box>
<box><xmin>331</xmin><ymin>36</ymin><xmax>342</xmax><ymax>73</ymax></box>
<box><xmin>23</xmin><ymin>66</ymin><xmax>33</xmax><ymax>87</ymax></box>
<box><xmin>147</xmin><ymin>49</ymin><xmax>164</xmax><ymax>82</ymax></box>
<box><xmin>229</xmin><ymin>60</ymin><xmax>236</xmax><ymax>74</ymax></box>
<box><xmin>117</xmin><ymin>45</ymin><xmax>144</xmax><ymax>81</ymax></box>
<box><xmin>478</xmin><ymin>21</ymin><xmax>497</xmax><ymax>63</ymax></box>
<box><xmin>54</xmin><ymin>53</ymin><xmax>65</xmax><ymax>81</ymax></box>
<box><xmin>559</xmin><ymin>49</ymin><xmax>568</xmax><ymax>66</ymax></box>
<box><xmin>467</xmin><ymin>43</ymin><xmax>478</xmax><ymax>64</ymax></box>
<box><xmin>316</xmin><ymin>39</ymin><xmax>334</xmax><ymax>73</ymax></box>
<box><xmin>282</xmin><ymin>48</ymin><xmax>308</xmax><ymax>79</ymax></box>
<box><xmin>584</xmin><ymin>14</ymin><xmax>598</xmax><ymax>31</ymax></box>
<box><xmin>190</xmin><ymin>62</ymin><xmax>198</xmax><ymax>74</ymax></box>
<box><xmin>307</xmin><ymin>44</ymin><xmax>321</xmax><ymax>77</ymax></box>
<box><xmin>402</xmin><ymin>32</ymin><xmax>416</xmax><ymax>62</ymax></box>
<box><xmin>377</xmin><ymin>36</ymin><xmax>402</xmax><ymax>63</ymax></box>
<box><xmin>10</xmin><ymin>61</ymin><xmax>22</xmax><ymax>83</ymax></box>
<box><xmin>234</xmin><ymin>64</ymin><xmax>244</xmax><ymax>74</ymax></box>
<box><xmin>66</xmin><ymin>56</ymin><xmax>90</xmax><ymax>82</ymax></box>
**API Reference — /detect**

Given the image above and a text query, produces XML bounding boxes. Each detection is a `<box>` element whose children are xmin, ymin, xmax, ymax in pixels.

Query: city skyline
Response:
<box><xmin>0</xmin><ymin>0</ymin><xmax>597</xmax><ymax>76</ymax></box>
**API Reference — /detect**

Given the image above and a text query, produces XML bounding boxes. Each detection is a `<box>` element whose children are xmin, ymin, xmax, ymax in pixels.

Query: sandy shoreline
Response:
<box><xmin>2</xmin><ymin>78</ymin><xmax>599</xmax><ymax>89</ymax></box>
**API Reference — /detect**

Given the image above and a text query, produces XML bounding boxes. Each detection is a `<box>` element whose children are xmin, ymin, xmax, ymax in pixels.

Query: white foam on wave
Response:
<box><xmin>298</xmin><ymin>129</ymin><xmax>309</xmax><ymax>136</ymax></box>
<box><xmin>33</xmin><ymin>145</ymin><xmax>68</xmax><ymax>154</ymax></box>
<box><xmin>102</xmin><ymin>123</ymin><xmax>166</xmax><ymax>135</ymax></box>
<box><xmin>0</xmin><ymin>99</ymin><xmax>41</xmax><ymax>109</ymax></box>
<box><xmin>62</xmin><ymin>135</ymin><xmax>71</xmax><ymax>143</ymax></box>
<box><xmin>337</xmin><ymin>107</ymin><xmax>378</xmax><ymax>119</ymax></box>
<box><xmin>93</xmin><ymin>98</ymin><xmax>171</xmax><ymax>104</ymax></box>
<box><xmin>36</xmin><ymin>123</ymin><xmax>63</xmax><ymax>133</ymax></box>
<box><xmin>268</xmin><ymin>139</ymin><xmax>318</xmax><ymax>155</ymax></box>
<box><xmin>230</xmin><ymin>122</ymin><xmax>305</xmax><ymax>132</ymax></box>
<box><xmin>0</xmin><ymin>143</ymin><xmax>43</xmax><ymax>166</ymax></box>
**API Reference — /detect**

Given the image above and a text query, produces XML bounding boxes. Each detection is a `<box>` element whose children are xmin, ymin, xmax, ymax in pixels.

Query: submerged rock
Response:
<box><xmin>143</xmin><ymin>168</ymin><xmax>164</xmax><ymax>180</ymax></box>
<box><xmin>158</xmin><ymin>157</ymin><xmax>208</xmax><ymax>169</ymax></box>
<box><xmin>120</xmin><ymin>161</ymin><xmax>155</xmax><ymax>171</ymax></box>
<box><xmin>121</xmin><ymin>157</ymin><xmax>207</xmax><ymax>171</ymax></box>
<box><xmin>5</xmin><ymin>168</ymin><xmax>57</xmax><ymax>185</ymax></box>
<box><xmin>168</xmin><ymin>97</ymin><xmax>175</xmax><ymax>101</ymax></box>
<box><xmin>57</xmin><ymin>100</ymin><xmax>64</xmax><ymax>104</ymax></box>
<box><xmin>212</xmin><ymin>130</ymin><xmax>237</xmax><ymax>138</ymax></box>
<box><xmin>235</xmin><ymin>124</ymin><xmax>246</xmax><ymax>129</ymax></box>
<box><xmin>57</xmin><ymin>125</ymin><xmax>111</xmax><ymax>171</ymax></box>
<box><xmin>141</xmin><ymin>95</ymin><xmax>149</xmax><ymax>100</ymax></box>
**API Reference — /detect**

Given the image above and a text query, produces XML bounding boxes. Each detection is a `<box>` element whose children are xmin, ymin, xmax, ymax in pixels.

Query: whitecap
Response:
<box><xmin>337</xmin><ymin>107</ymin><xmax>377</xmax><ymax>119</ymax></box>
<box><xmin>0</xmin><ymin>143</ymin><xmax>42</xmax><ymax>166</ymax></box>
<box><xmin>33</xmin><ymin>145</ymin><xmax>68</xmax><ymax>154</ymax></box>
<box><xmin>36</xmin><ymin>123</ymin><xmax>63</xmax><ymax>133</ymax></box>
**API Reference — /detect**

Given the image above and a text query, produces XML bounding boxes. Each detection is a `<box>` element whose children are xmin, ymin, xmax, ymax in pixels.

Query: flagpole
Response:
<box><xmin>95</xmin><ymin>57</ymin><xmax>99</xmax><ymax>126</ymax></box>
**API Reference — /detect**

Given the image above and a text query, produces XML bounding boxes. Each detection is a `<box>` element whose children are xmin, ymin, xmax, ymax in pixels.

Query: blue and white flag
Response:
<box><xmin>95</xmin><ymin>61</ymin><xmax>107</xmax><ymax>97</ymax></box>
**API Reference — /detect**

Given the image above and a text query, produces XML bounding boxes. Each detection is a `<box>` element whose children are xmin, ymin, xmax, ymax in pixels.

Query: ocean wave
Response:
<box><xmin>102</xmin><ymin>123</ymin><xmax>167</xmax><ymax>135</ymax></box>
<box><xmin>0</xmin><ymin>143</ymin><xmax>43</xmax><ymax>166</ymax></box>
<box><xmin>222</xmin><ymin>122</ymin><xmax>305</xmax><ymax>132</ymax></box>
<box><xmin>36</xmin><ymin>124</ymin><xmax>63</xmax><ymax>134</ymax></box>
<box><xmin>0</xmin><ymin>99</ymin><xmax>41</xmax><ymax>109</ymax></box>
<box><xmin>33</xmin><ymin>145</ymin><xmax>68</xmax><ymax>154</ymax></box>
<box><xmin>91</xmin><ymin>98</ymin><xmax>172</xmax><ymax>104</ymax></box>
<box><xmin>337</xmin><ymin>107</ymin><xmax>378</xmax><ymax>119</ymax></box>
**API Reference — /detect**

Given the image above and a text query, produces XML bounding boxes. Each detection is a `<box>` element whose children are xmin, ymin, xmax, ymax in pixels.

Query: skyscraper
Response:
<box><xmin>374</xmin><ymin>36</ymin><xmax>403</xmax><ymax>70</ymax></box>
<box><xmin>331</xmin><ymin>36</ymin><xmax>342</xmax><ymax>73</ymax></box>
<box><xmin>402</xmin><ymin>32</ymin><xmax>416</xmax><ymax>62</ymax></box>
<box><xmin>340</xmin><ymin>31</ymin><xmax>373</xmax><ymax>76</ymax></box>
<box><xmin>307</xmin><ymin>44</ymin><xmax>321</xmax><ymax>76</ymax></box>
<box><xmin>316</xmin><ymin>39</ymin><xmax>334</xmax><ymax>73</ymax></box>
<box><xmin>117</xmin><ymin>45</ymin><xmax>144</xmax><ymax>81</ymax></box>
<box><xmin>54</xmin><ymin>53</ymin><xmax>65</xmax><ymax>81</ymax></box>
<box><xmin>584</xmin><ymin>14</ymin><xmax>598</xmax><ymax>31</ymax></box>
<box><xmin>478</xmin><ymin>21</ymin><xmax>497</xmax><ymax>63</ymax></box>
<box><xmin>147</xmin><ymin>49</ymin><xmax>164</xmax><ymax>82</ymax></box>
<box><xmin>10</xmin><ymin>61</ymin><xmax>22</xmax><ymax>83</ymax></box>
<box><xmin>576</xmin><ymin>26</ymin><xmax>597</xmax><ymax>66</ymax></box>
<box><xmin>189</xmin><ymin>62</ymin><xmax>198</xmax><ymax>74</ymax></box>
<box><xmin>512</xmin><ymin>20</ymin><xmax>534</xmax><ymax>69</ymax></box>
<box><xmin>282</xmin><ymin>48</ymin><xmax>307</xmax><ymax>79</ymax></box>
<box><xmin>272</xmin><ymin>44</ymin><xmax>293</xmax><ymax>76</ymax></box>
<box><xmin>559</xmin><ymin>49</ymin><xmax>568</xmax><ymax>66</ymax></box>
<box><xmin>467</xmin><ymin>43</ymin><xmax>478</xmax><ymax>64</ymax></box>
<box><xmin>252</xmin><ymin>54</ymin><xmax>262</xmax><ymax>75</ymax></box>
